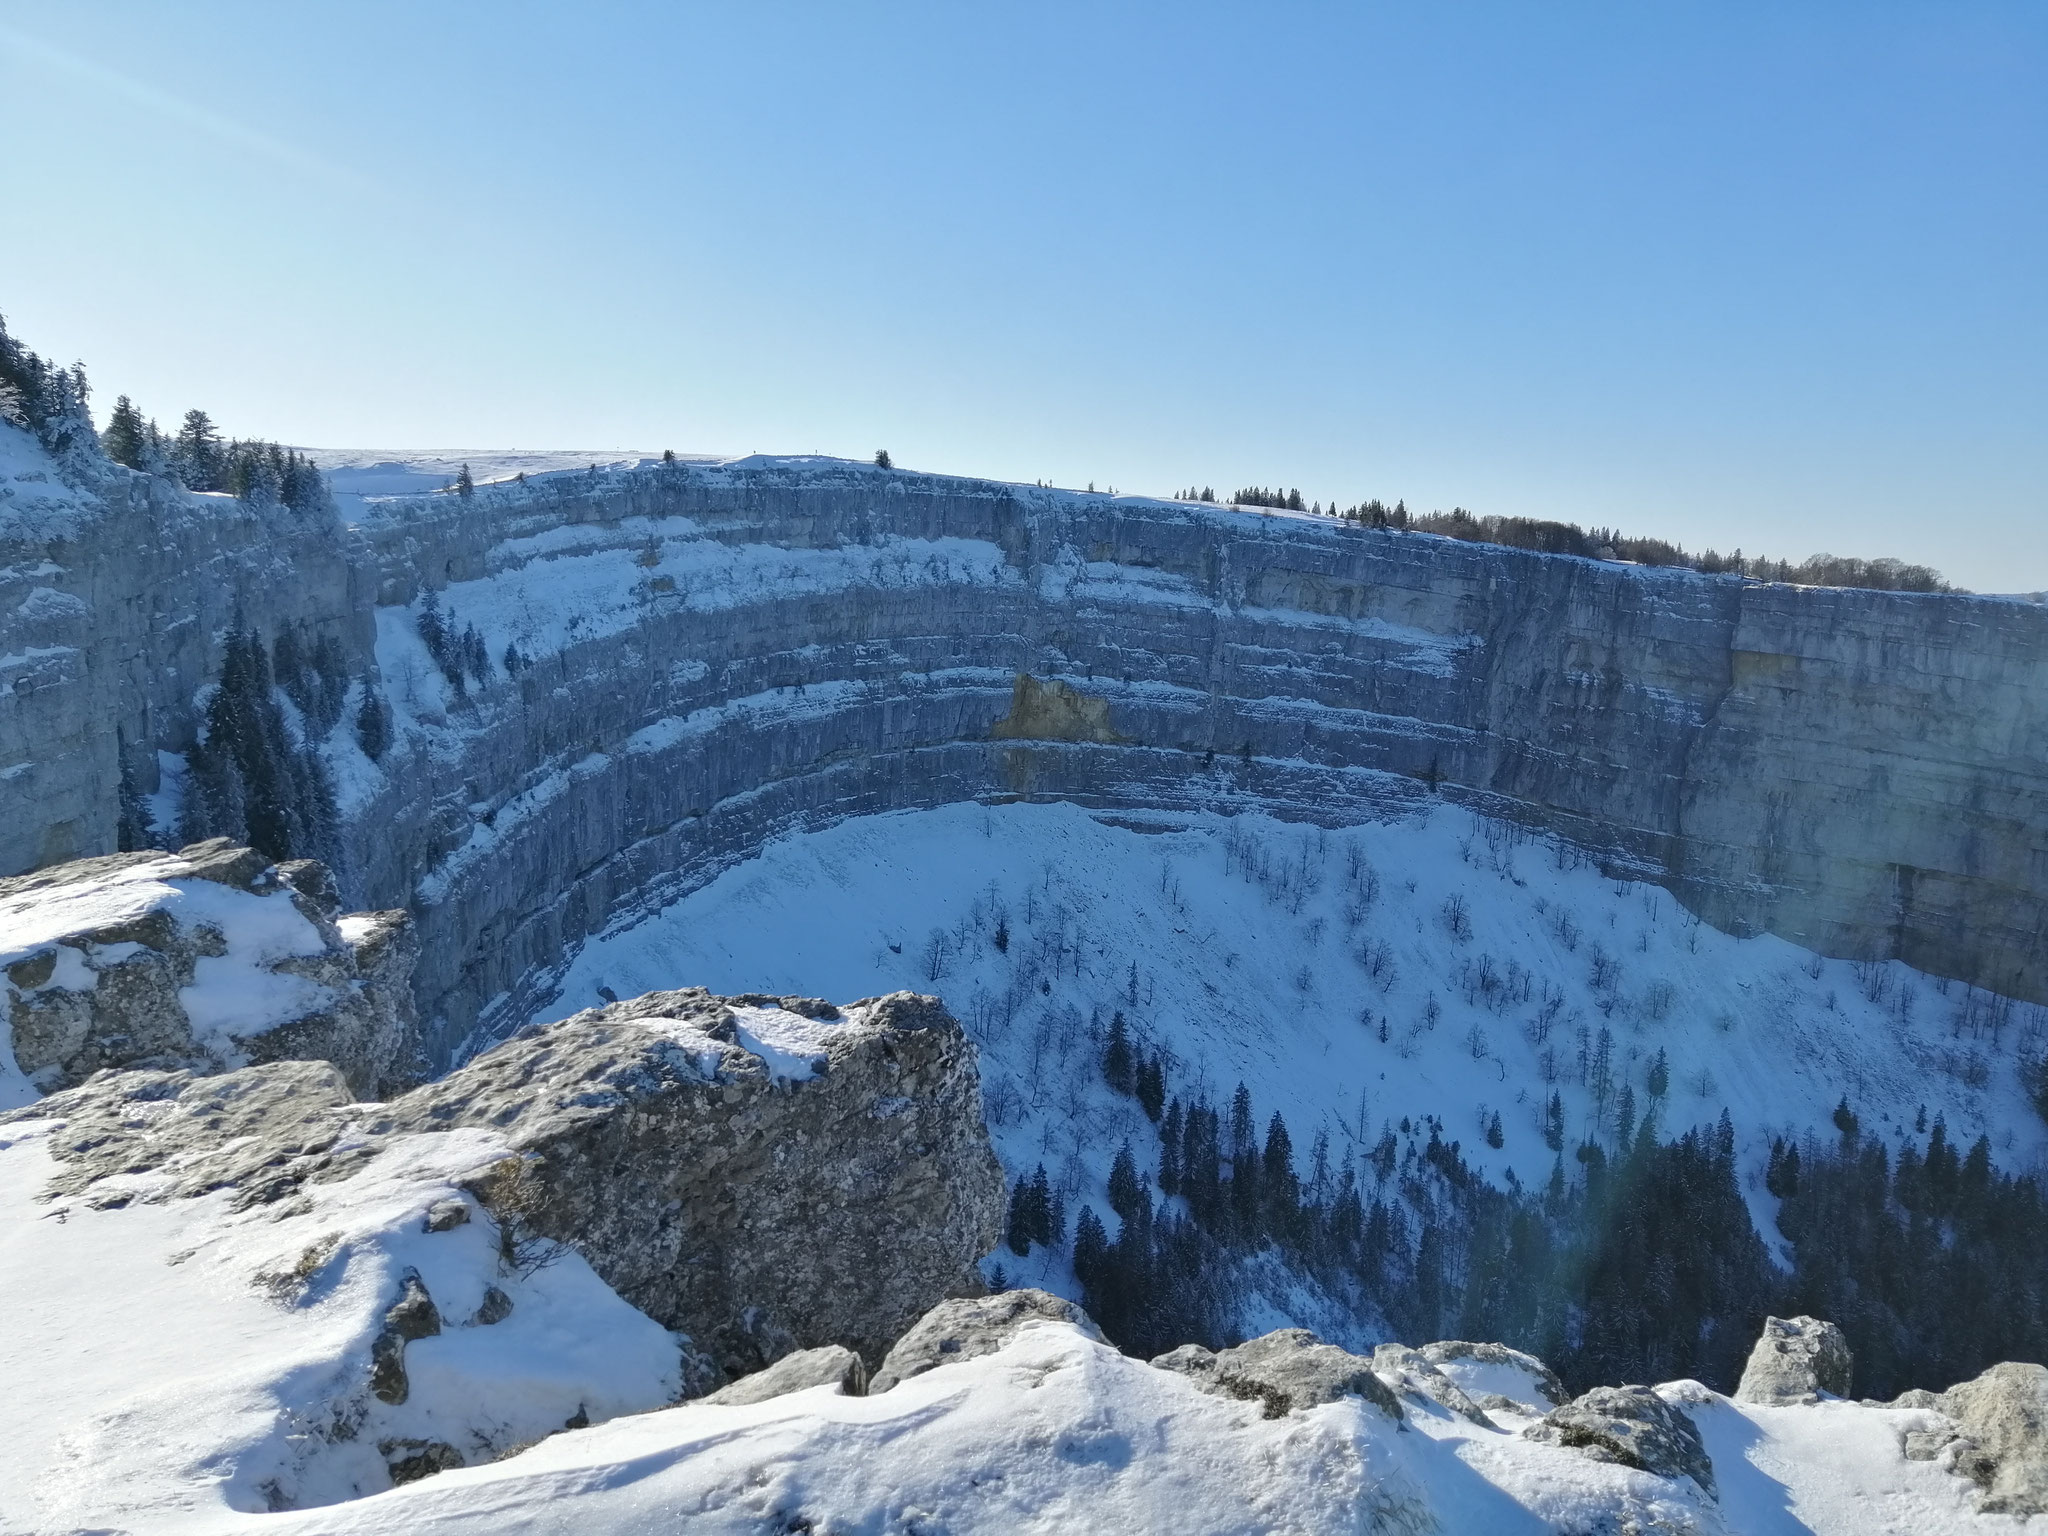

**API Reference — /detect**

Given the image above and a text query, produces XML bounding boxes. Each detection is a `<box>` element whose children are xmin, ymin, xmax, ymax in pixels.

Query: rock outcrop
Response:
<box><xmin>1524</xmin><ymin>1385</ymin><xmax>1716</xmax><ymax>1495</ymax></box>
<box><xmin>1419</xmin><ymin>1339</ymin><xmax>1566</xmax><ymax>1413</ymax></box>
<box><xmin>1152</xmin><ymin>1328</ymin><xmax>1405</xmax><ymax>1420</ymax></box>
<box><xmin>1901</xmin><ymin>1362</ymin><xmax>2048</xmax><ymax>1516</ymax></box>
<box><xmin>869</xmin><ymin>1289</ymin><xmax>1098</xmax><ymax>1393</ymax></box>
<box><xmin>1</xmin><ymin>984</ymin><xmax>1005</xmax><ymax>1395</ymax></box>
<box><xmin>703</xmin><ymin>1344</ymin><xmax>868</xmax><ymax>1406</ymax></box>
<box><xmin>0</xmin><ymin>839</ymin><xmax>418</xmax><ymax>1099</ymax></box>
<box><xmin>6</xmin><ymin>436</ymin><xmax>2047</xmax><ymax>1065</ymax></box>
<box><xmin>1734</xmin><ymin>1314</ymin><xmax>1853</xmax><ymax>1404</ymax></box>
<box><xmin>369</xmin><ymin>986</ymin><xmax>1004</xmax><ymax>1378</ymax></box>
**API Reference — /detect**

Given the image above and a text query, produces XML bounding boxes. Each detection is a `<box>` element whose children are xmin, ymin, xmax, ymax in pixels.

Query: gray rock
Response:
<box><xmin>869</xmin><ymin>1289</ymin><xmax>1099</xmax><ymax>1394</ymax></box>
<box><xmin>1420</xmin><ymin>1339</ymin><xmax>1566</xmax><ymax>1411</ymax></box>
<box><xmin>1149</xmin><ymin>1342</ymin><xmax>1220</xmax><ymax>1385</ymax></box>
<box><xmin>1372</xmin><ymin>1343</ymin><xmax>1496</xmax><ymax>1427</ymax></box>
<box><xmin>5</xmin><ymin>983</ymin><xmax>1005</xmax><ymax>1399</ymax></box>
<box><xmin>423</xmin><ymin>1197</ymin><xmax>470</xmax><ymax>1232</ymax></box>
<box><xmin>1525</xmin><ymin>1385</ymin><xmax>1716</xmax><ymax>1495</ymax></box>
<box><xmin>0</xmin><ymin>841</ymin><xmax>419</xmax><ymax>1098</ymax></box>
<box><xmin>380</xmin><ymin>1439</ymin><xmax>463</xmax><ymax>1485</ymax></box>
<box><xmin>1734</xmin><ymin>1315</ymin><xmax>1853</xmax><ymax>1405</ymax></box>
<box><xmin>385</xmin><ymin>987</ymin><xmax>1005</xmax><ymax>1383</ymax></box>
<box><xmin>369</xmin><ymin>1269</ymin><xmax>441</xmax><ymax>1405</ymax></box>
<box><xmin>704</xmin><ymin>1345</ymin><xmax>868</xmax><ymax>1405</ymax></box>
<box><xmin>473</xmin><ymin>1285</ymin><xmax>514</xmax><ymax>1326</ymax></box>
<box><xmin>7</xmin><ymin>447</ymin><xmax>2048</xmax><ymax>1072</ymax></box>
<box><xmin>1195</xmin><ymin>1329</ymin><xmax>1405</xmax><ymax>1421</ymax></box>
<box><xmin>1941</xmin><ymin>1361</ymin><xmax>2048</xmax><ymax>1515</ymax></box>
<box><xmin>2</xmin><ymin>1058</ymin><xmax>361</xmax><ymax>1206</ymax></box>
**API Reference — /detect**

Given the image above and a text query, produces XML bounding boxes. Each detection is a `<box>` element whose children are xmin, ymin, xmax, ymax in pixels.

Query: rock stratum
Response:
<box><xmin>4</xmin><ymin>430</ymin><xmax>2045</xmax><ymax>1062</ymax></box>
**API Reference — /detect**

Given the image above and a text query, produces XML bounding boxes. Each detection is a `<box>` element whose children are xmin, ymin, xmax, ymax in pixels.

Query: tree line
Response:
<box><xmin>1000</xmin><ymin>1020</ymin><xmax>2041</xmax><ymax>1396</ymax></box>
<box><xmin>1187</xmin><ymin>480</ymin><xmax>1952</xmax><ymax>593</ymax></box>
<box><xmin>1</xmin><ymin>311</ymin><xmax>330</xmax><ymax>512</ymax></box>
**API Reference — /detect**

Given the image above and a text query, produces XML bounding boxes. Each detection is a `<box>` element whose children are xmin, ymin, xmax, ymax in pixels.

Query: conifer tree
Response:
<box><xmin>103</xmin><ymin>395</ymin><xmax>144</xmax><ymax>468</ymax></box>
<box><xmin>1136</xmin><ymin>1052</ymin><xmax>1166</xmax><ymax>1120</ymax></box>
<box><xmin>1103</xmin><ymin>1010</ymin><xmax>1134</xmax><ymax>1096</ymax></box>
<box><xmin>1108</xmin><ymin>1142</ymin><xmax>1144</xmax><ymax>1224</ymax></box>
<box><xmin>355</xmin><ymin>678</ymin><xmax>391</xmax><ymax>761</ymax></box>
<box><xmin>457</xmin><ymin>462</ymin><xmax>475</xmax><ymax>497</ymax></box>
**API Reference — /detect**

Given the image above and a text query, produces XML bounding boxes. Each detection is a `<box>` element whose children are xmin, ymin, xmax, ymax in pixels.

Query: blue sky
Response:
<box><xmin>2</xmin><ymin>3</ymin><xmax>2042</xmax><ymax>589</ymax></box>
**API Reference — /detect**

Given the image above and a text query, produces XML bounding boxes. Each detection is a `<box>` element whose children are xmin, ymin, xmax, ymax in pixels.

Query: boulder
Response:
<box><xmin>869</xmin><ymin>1289</ymin><xmax>1099</xmax><ymax>1393</ymax></box>
<box><xmin>375</xmin><ymin>987</ymin><xmax>1005</xmax><ymax>1382</ymax></box>
<box><xmin>3</xmin><ymin>985</ymin><xmax>1008</xmax><ymax>1399</ymax></box>
<box><xmin>1942</xmin><ymin>1362</ymin><xmax>2048</xmax><ymax>1515</ymax></box>
<box><xmin>705</xmin><ymin>1345</ymin><xmax>868</xmax><ymax>1406</ymax></box>
<box><xmin>0</xmin><ymin>841</ymin><xmax>419</xmax><ymax>1098</ymax></box>
<box><xmin>1733</xmin><ymin>1315</ymin><xmax>1853</xmax><ymax>1405</ymax></box>
<box><xmin>1372</xmin><ymin>1343</ymin><xmax>1496</xmax><ymax>1426</ymax></box>
<box><xmin>1419</xmin><ymin>1340</ymin><xmax>1566</xmax><ymax>1413</ymax></box>
<box><xmin>1524</xmin><ymin>1385</ymin><xmax>1716</xmax><ymax>1495</ymax></box>
<box><xmin>1166</xmin><ymin>1329</ymin><xmax>1405</xmax><ymax>1421</ymax></box>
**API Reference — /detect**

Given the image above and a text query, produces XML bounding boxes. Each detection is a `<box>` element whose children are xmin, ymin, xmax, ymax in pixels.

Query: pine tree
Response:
<box><xmin>1108</xmin><ymin>1142</ymin><xmax>1144</xmax><ymax>1224</ymax></box>
<box><xmin>1648</xmin><ymin>1048</ymin><xmax>1670</xmax><ymax>1100</ymax></box>
<box><xmin>1103</xmin><ymin>1010</ymin><xmax>1134</xmax><ymax>1096</ymax></box>
<box><xmin>174</xmin><ymin>409</ymin><xmax>223</xmax><ymax>490</ymax></box>
<box><xmin>874</xmin><ymin>449</ymin><xmax>892</xmax><ymax>469</ymax></box>
<box><xmin>103</xmin><ymin>395</ymin><xmax>144</xmax><ymax>468</ymax></box>
<box><xmin>1486</xmin><ymin>1111</ymin><xmax>1505</xmax><ymax>1149</ymax></box>
<box><xmin>1158</xmin><ymin>1099</ymin><xmax>1184</xmax><ymax>1194</ymax></box>
<box><xmin>1136</xmin><ymin>1052</ymin><xmax>1166</xmax><ymax>1120</ymax></box>
<box><xmin>355</xmin><ymin>679</ymin><xmax>391</xmax><ymax>761</ymax></box>
<box><xmin>1072</xmin><ymin>1206</ymin><xmax>1110</xmax><ymax>1288</ymax></box>
<box><xmin>1262</xmin><ymin>1112</ymin><xmax>1298</xmax><ymax>1240</ymax></box>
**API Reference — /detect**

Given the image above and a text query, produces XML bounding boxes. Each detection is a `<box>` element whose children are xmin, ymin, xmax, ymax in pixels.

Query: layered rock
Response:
<box><xmin>1524</xmin><ymin>1384</ymin><xmax>1717</xmax><ymax>1495</ymax></box>
<box><xmin>0</xmin><ymin>838</ymin><xmax>418</xmax><ymax>1099</ymax></box>
<box><xmin>5</xmin><ymin>435</ymin><xmax>2047</xmax><ymax>1062</ymax></box>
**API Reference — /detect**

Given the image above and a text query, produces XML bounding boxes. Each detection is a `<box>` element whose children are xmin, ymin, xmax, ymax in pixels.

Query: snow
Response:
<box><xmin>0</xmin><ymin>420</ymin><xmax>93</xmax><ymax>541</ymax></box>
<box><xmin>727</xmin><ymin>1004</ymin><xmax>839</xmax><ymax>1082</ymax></box>
<box><xmin>5</xmin><ymin>1313</ymin><xmax>1993</xmax><ymax>1535</ymax></box>
<box><xmin>540</xmin><ymin>800</ymin><xmax>2048</xmax><ymax>1310</ymax></box>
<box><xmin>0</xmin><ymin>856</ymin><xmax>341</xmax><ymax>1082</ymax></box>
<box><xmin>0</xmin><ymin>1115</ymin><xmax>679</xmax><ymax>1533</ymax></box>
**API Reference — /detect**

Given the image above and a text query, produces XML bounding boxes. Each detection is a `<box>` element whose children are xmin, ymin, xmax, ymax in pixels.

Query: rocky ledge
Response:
<box><xmin>3</xmin><ymin>983</ymin><xmax>1004</xmax><ymax>1394</ymax></box>
<box><xmin>0</xmin><ymin>838</ymin><xmax>418</xmax><ymax>1100</ymax></box>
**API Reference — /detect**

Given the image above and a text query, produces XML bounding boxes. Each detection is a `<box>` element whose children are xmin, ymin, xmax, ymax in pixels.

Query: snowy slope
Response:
<box><xmin>0</xmin><ymin>1113</ymin><xmax>677</xmax><ymax>1532</ymax></box>
<box><xmin>542</xmin><ymin>801</ymin><xmax>2048</xmax><ymax>1303</ymax></box>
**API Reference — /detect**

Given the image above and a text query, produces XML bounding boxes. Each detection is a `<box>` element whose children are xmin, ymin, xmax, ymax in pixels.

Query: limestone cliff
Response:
<box><xmin>3</xmin><ymin>430</ymin><xmax>2044</xmax><ymax>1061</ymax></box>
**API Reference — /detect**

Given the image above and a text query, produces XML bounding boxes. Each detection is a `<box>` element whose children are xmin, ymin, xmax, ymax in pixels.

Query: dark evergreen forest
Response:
<box><xmin>999</xmin><ymin>1028</ymin><xmax>2048</xmax><ymax>1400</ymax></box>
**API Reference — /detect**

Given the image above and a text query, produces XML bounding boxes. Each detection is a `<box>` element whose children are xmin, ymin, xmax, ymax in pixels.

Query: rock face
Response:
<box><xmin>1371</xmin><ymin>1343</ymin><xmax>1496</xmax><ymax>1426</ymax></box>
<box><xmin>869</xmin><ymin>1289</ymin><xmax>1098</xmax><ymax>1393</ymax></box>
<box><xmin>370</xmin><ymin>987</ymin><xmax>1005</xmax><ymax>1378</ymax></box>
<box><xmin>6</xmin><ymin>435</ymin><xmax>2047</xmax><ymax>1063</ymax></box>
<box><xmin>1152</xmin><ymin>1329</ymin><xmax>1405</xmax><ymax>1420</ymax></box>
<box><xmin>0</xmin><ymin>984</ymin><xmax>1004</xmax><ymax>1396</ymax></box>
<box><xmin>1524</xmin><ymin>1385</ymin><xmax>1716</xmax><ymax>1495</ymax></box>
<box><xmin>1934</xmin><ymin>1362</ymin><xmax>2048</xmax><ymax>1515</ymax></box>
<box><xmin>1734</xmin><ymin>1315</ymin><xmax>1854</xmax><ymax>1404</ymax></box>
<box><xmin>0</xmin><ymin>839</ymin><xmax>419</xmax><ymax>1099</ymax></box>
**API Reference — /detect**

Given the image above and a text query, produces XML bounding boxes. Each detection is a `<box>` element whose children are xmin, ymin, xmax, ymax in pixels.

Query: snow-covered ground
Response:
<box><xmin>0</xmin><ymin>1112</ymin><xmax>676</xmax><ymax>1532</ymax></box>
<box><xmin>543</xmin><ymin>800</ymin><xmax>2048</xmax><ymax>1297</ymax></box>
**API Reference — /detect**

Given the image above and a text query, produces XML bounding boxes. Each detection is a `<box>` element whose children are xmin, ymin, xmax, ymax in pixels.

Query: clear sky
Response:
<box><xmin>2</xmin><ymin>3</ymin><xmax>2042</xmax><ymax>590</ymax></box>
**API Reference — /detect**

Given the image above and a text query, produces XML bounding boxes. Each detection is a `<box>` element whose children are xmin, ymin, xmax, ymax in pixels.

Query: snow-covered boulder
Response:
<box><xmin>1734</xmin><ymin>1314</ymin><xmax>1854</xmax><ymax>1405</ymax></box>
<box><xmin>1420</xmin><ymin>1338</ymin><xmax>1566</xmax><ymax>1414</ymax></box>
<box><xmin>0</xmin><ymin>839</ymin><xmax>419</xmax><ymax>1103</ymax></box>
<box><xmin>368</xmin><ymin>986</ymin><xmax>1005</xmax><ymax>1381</ymax></box>
<box><xmin>1524</xmin><ymin>1384</ymin><xmax>1717</xmax><ymax>1495</ymax></box>
<box><xmin>702</xmin><ymin>1344</ymin><xmax>868</xmax><ymax>1405</ymax></box>
<box><xmin>869</xmin><ymin>1288</ymin><xmax>1100</xmax><ymax>1393</ymax></box>
<box><xmin>1372</xmin><ymin>1342</ymin><xmax>1497</xmax><ymax>1426</ymax></box>
<box><xmin>1154</xmin><ymin>1328</ymin><xmax>1406</xmax><ymax>1420</ymax></box>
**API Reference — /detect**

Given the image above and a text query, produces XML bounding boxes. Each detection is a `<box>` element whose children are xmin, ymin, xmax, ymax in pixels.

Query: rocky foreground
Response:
<box><xmin>4</xmin><ymin>846</ymin><xmax>2048</xmax><ymax>1533</ymax></box>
